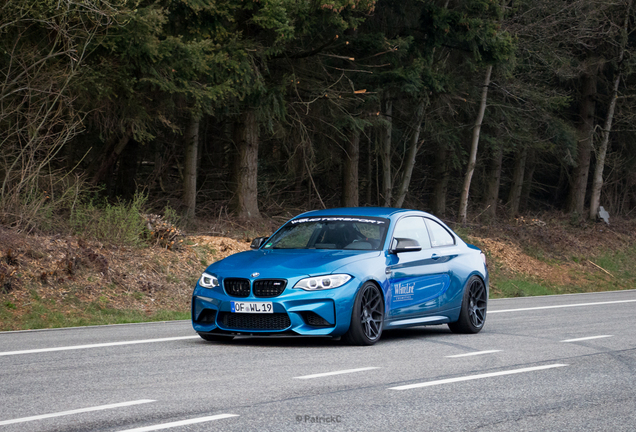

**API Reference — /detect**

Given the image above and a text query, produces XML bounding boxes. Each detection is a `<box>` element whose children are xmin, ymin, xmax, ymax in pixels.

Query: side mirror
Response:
<box><xmin>390</xmin><ymin>238</ymin><xmax>422</xmax><ymax>254</ymax></box>
<box><xmin>250</xmin><ymin>236</ymin><xmax>269</xmax><ymax>249</ymax></box>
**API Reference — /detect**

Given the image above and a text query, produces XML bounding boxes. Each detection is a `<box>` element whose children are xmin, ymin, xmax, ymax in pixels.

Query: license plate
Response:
<box><xmin>231</xmin><ymin>301</ymin><xmax>273</xmax><ymax>313</ymax></box>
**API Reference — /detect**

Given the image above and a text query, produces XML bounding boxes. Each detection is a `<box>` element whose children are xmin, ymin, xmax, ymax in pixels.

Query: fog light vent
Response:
<box><xmin>302</xmin><ymin>311</ymin><xmax>333</xmax><ymax>327</ymax></box>
<box><xmin>197</xmin><ymin>309</ymin><xmax>217</xmax><ymax>324</ymax></box>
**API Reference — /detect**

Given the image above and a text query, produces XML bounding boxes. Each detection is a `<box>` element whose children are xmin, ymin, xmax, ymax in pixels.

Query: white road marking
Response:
<box><xmin>388</xmin><ymin>364</ymin><xmax>568</xmax><ymax>390</ymax></box>
<box><xmin>117</xmin><ymin>414</ymin><xmax>239</xmax><ymax>432</ymax></box>
<box><xmin>561</xmin><ymin>335</ymin><xmax>613</xmax><ymax>343</ymax></box>
<box><xmin>0</xmin><ymin>400</ymin><xmax>155</xmax><ymax>426</ymax></box>
<box><xmin>446</xmin><ymin>350</ymin><xmax>501</xmax><ymax>358</ymax></box>
<box><xmin>0</xmin><ymin>336</ymin><xmax>199</xmax><ymax>357</ymax></box>
<box><xmin>489</xmin><ymin>299</ymin><xmax>636</xmax><ymax>314</ymax></box>
<box><xmin>294</xmin><ymin>367</ymin><xmax>380</xmax><ymax>379</ymax></box>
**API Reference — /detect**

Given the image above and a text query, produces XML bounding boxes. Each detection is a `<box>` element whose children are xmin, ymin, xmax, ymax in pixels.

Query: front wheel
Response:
<box><xmin>448</xmin><ymin>275</ymin><xmax>487</xmax><ymax>334</ymax></box>
<box><xmin>343</xmin><ymin>282</ymin><xmax>384</xmax><ymax>346</ymax></box>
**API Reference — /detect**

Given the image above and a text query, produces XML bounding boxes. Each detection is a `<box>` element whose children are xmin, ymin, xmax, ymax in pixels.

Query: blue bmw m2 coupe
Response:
<box><xmin>192</xmin><ymin>207</ymin><xmax>488</xmax><ymax>345</ymax></box>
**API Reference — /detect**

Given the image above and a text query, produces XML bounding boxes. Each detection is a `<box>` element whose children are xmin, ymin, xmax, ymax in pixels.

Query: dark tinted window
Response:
<box><xmin>426</xmin><ymin>219</ymin><xmax>455</xmax><ymax>247</ymax></box>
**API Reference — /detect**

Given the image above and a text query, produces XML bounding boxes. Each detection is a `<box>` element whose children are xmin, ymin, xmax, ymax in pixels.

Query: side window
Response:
<box><xmin>426</xmin><ymin>219</ymin><xmax>455</xmax><ymax>247</ymax></box>
<box><xmin>392</xmin><ymin>217</ymin><xmax>431</xmax><ymax>249</ymax></box>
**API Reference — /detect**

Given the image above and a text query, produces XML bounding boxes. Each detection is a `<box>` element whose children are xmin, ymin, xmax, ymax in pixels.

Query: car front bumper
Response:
<box><xmin>191</xmin><ymin>281</ymin><xmax>360</xmax><ymax>337</ymax></box>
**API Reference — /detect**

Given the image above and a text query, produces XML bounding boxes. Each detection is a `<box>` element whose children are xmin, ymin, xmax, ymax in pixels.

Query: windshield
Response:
<box><xmin>263</xmin><ymin>216</ymin><xmax>389</xmax><ymax>250</ymax></box>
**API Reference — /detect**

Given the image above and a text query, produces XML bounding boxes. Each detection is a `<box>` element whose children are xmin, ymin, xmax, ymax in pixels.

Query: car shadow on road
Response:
<box><xmin>381</xmin><ymin>326</ymin><xmax>454</xmax><ymax>341</ymax></box>
<box><xmin>191</xmin><ymin>325</ymin><xmax>456</xmax><ymax>348</ymax></box>
<box><xmin>193</xmin><ymin>336</ymin><xmax>346</xmax><ymax>349</ymax></box>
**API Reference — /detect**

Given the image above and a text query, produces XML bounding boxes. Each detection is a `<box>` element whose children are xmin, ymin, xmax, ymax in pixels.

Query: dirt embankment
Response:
<box><xmin>1</xmin><ymin>213</ymin><xmax>634</xmax><ymax>330</ymax></box>
<box><xmin>0</xmin><ymin>228</ymin><xmax>251</xmax><ymax>327</ymax></box>
<box><xmin>465</xmin><ymin>215</ymin><xmax>636</xmax><ymax>288</ymax></box>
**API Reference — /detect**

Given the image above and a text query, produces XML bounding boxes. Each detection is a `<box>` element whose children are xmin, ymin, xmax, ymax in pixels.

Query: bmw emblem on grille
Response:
<box><xmin>251</xmin><ymin>272</ymin><xmax>260</xmax><ymax>278</ymax></box>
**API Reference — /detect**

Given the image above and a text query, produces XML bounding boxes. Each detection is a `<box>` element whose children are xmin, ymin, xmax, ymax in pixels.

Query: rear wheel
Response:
<box><xmin>448</xmin><ymin>276</ymin><xmax>487</xmax><ymax>334</ymax></box>
<box><xmin>343</xmin><ymin>282</ymin><xmax>384</xmax><ymax>346</ymax></box>
<box><xmin>198</xmin><ymin>333</ymin><xmax>234</xmax><ymax>342</ymax></box>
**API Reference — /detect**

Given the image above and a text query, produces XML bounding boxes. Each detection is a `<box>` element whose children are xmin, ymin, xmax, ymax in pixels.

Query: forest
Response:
<box><xmin>2</xmin><ymin>0</ymin><xmax>636</xmax><ymax>232</ymax></box>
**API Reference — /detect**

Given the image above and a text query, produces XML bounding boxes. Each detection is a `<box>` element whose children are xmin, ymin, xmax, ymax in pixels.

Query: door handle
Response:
<box><xmin>431</xmin><ymin>254</ymin><xmax>440</xmax><ymax>260</ymax></box>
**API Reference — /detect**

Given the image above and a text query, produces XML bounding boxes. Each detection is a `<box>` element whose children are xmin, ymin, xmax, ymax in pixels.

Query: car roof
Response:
<box><xmin>296</xmin><ymin>207</ymin><xmax>434</xmax><ymax>221</ymax></box>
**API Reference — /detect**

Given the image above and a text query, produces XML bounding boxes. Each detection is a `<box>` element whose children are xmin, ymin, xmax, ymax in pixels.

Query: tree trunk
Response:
<box><xmin>459</xmin><ymin>65</ymin><xmax>492</xmax><ymax>224</ymax></box>
<box><xmin>366</xmin><ymin>134</ymin><xmax>373</xmax><ymax>205</ymax></box>
<box><xmin>196</xmin><ymin>118</ymin><xmax>205</xmax><ymax>180</ymax></box>
<box><xmin>624</xmin><ymin>174</ymin><xmax>636</xmax><ymax>214</ymax></box>
<box><xmin>293</xmin><ymin>143</ymin><xmax>306</xmax><ymax>195</ymax></box>
<box><xmin>114</xmin><ymin>139</ymin><xmax>140</xmax><ymax>200</ymax></box>
<box><xmin>92</xmin><ymin>130</ymin><xmax>131</xmax><ymax>185</ymax></box>
<box><xmin>153</xmin><ymin>146</ymin><xmax>165</xmax><ymax>193</ymax></box>
<box><xmin>554</xmin><ymin>164</ymin><xmax>568</xmax><ymax>208</ymax></box>
<box><xmin>342</xmin><ymin>129</ymin><xmax>360</xmax><ymax>207</ymax></box>
<box><xmin>508</xmin><ymin>144</ymin><xmax>528</xmax><ymax>217</ymax></box>
<box><xmin>567</xmin><ymin>72</ymin><xmax>597</xmax><ymax>216</ymax></box>
<box><xmin>431</xmin><ymin>147</ymin><xmax>451</xmax><ymax>216</ymax></box>
<box><xmin>483</xmin><ymin>144</ymin><xmax>503</xmax><ymax>219</ymax></box>
<box><xmin>395</xmin><ymin>101</ymin><xmax>426</xmax><ymax>208</ymax></box>
<box><xmin>183</xmin><ymin>116</ymin><xmax>200</xmax><ymax>220</ymax></box>
<box><xmin>588</xmin><ymin>83</ymin><xmax>618</xmax><ymax>219</ymax></box>
<box><xmin>233</xmin><ymin>110</ymin><xmax>260</xmax><ymax>218</ymax></box>
<box><xmin>520</xmin><ymin>149</ymin><xmax>536</xmax><ymax>213</ymax></box>
<box><xmin>380</xmin><ymin>95</ymin><xmax>393</xmax><ymax>207</ymax></box>
<box><xmin>589</xmin><ymin>0</ymin><xmax>631</xmax><ymax>220</ymax></box>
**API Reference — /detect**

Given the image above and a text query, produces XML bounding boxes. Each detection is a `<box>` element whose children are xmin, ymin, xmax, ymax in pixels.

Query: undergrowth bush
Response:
<box><xmin>1</xmin><ymin>168</ymin><xmax>153</xmax><ymax>247</ymax></box>
<box><xmin>0</xmin><ymin>173</ymin><xmax>85</xmax><ymax>234</ymax></box>
<box><xmin>70</xmin><ymin>192</ymin><xmax>150</xmax><ymax>247</ymax></box>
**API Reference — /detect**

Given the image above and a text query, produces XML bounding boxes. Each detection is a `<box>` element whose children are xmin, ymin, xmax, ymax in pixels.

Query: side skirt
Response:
<box><xmin>385</xmin><ymin>315</ymin><xmax>450</xmax><ymax>328</ymax></box>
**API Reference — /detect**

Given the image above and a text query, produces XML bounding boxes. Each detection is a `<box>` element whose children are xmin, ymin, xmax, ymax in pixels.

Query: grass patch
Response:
<box><xmin>488</xmin><ymin>245</ymin><xmax>636</xmax><ymax>299</ymax></box>
<box><xmin>0</xmin><ymin>298</ymin><xmax>189</xmax><ymax>331</ymax></box>
<box><xmin>521</xmin><ymin>245</ymin><xmax>558</xmax><ymax>264</ymax></box>
<box><xmin>490</xmin><ymin>278</ymin><xmax>556</xmax><ymax>298</ymax></box>
<box><xmin>191</xmin><ymin>244</ymin><xmax>216</xmax><ymax>267</ymax></box>
<box><xmin>166</xmin><ymin>274</ymin><xmax>180</xmax><ymax>284</ymax></box>
<box><xmin>131</xmin><ymin>292</ymin><xmax>145</xmax><ymax>300</ymax></box>
<box><xmin>0</xmin><ymin>303</ymin><xmax>14</xmax><ymax>323</ymax></box>
<box><xmin>593</xmin><ymin>246</ymin><xmax>636</xmax><ymax>279</ymax></box>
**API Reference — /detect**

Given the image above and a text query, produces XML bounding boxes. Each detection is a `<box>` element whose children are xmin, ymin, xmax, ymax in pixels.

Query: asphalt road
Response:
<box><xmin>1</xmin><ymin>289</ymin><xmax>636</xmax><ymax>431</ymax></box>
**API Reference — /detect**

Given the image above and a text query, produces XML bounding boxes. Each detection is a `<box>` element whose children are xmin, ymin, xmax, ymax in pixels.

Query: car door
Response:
<box><xmin>424</xmin><ymin>217</ymin><xmax>463</xmax><ymax>309</ymax></box>
<box><xmin>386</xmin><ymin>216</ymin><xmax>451</xmax><ymax>321</ymax></box>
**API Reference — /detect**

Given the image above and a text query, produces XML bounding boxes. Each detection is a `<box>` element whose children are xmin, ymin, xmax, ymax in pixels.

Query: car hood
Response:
<box><xmin>206</xmin><ymin>249</ymin><xmax>381</xmax><ymax>279</ymax></box>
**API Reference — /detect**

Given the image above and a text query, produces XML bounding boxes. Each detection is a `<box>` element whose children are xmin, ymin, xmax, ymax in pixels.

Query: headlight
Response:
<box><xmin>199</xmin><ymin>272</ymin><xmax>219</xmax><ymax>288</ymax></box>
<box><xmin>294</xmin><ymin>274</ymin><xmax>351</xmax><ymax>291</ymax></box>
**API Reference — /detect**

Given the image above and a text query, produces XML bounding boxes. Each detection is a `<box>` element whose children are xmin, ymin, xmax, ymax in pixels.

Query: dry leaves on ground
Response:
<box><xmin>475</xmin><ymin>237</ymin><xmax>574</xmax><ymax>286</ymax></box>
<box><xmin>0</xmin><ymin>229</ymin><xmax>252</xmax><ymax>318</ymax></box>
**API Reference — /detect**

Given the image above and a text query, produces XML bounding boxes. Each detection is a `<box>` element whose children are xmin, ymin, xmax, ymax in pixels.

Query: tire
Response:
<box><xmin>198</xmin><ymin>332</ymin><xmax>234</xmax><ymax>342</ymax></box>
<box><xmin>343</xmin><ymin>282</ymin><xmax>384</xmax><ymax>346</ymax></box>
<box><xmin>448</xmin><ymin>275</ymin><xmax>487</xmax><ymax>334</ymax></box>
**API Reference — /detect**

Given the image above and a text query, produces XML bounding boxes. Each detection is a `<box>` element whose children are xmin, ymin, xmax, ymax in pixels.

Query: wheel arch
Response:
<box><xmin>360</xmin><ymin>278</ymin><xmax>387</xmax><ymax>312</ymax></box>
<box><xmin>342</xmin><ymin>278</ymin><xmax>386</xmax><ymax>345</ymax></box>
<box><xmin>465</xmin><ymin>271</ymin><xmax>488</xmax><ymax>293</ymax></box>
<box><xmin>448</xmin><ymin>273</ymin><xmax>488</xmax><ymax>334</ymax></box>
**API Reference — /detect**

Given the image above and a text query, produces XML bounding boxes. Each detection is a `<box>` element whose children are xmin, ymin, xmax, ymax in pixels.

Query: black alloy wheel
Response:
<box><xmin>448</xmin><ymin>275</ymin><xmax>487</xmax><ymax>334</ymax></box>
<box><xmin>344</xmin><ymin>282</ymin><xmax>384</xmax><ymax>345</ymax></box>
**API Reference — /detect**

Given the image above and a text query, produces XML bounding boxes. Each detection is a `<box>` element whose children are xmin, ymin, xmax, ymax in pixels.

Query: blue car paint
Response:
<box><xmin>191</xmin><ymin>207</ymin><xmax>488</xmax><ymax>338</ymax></box>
